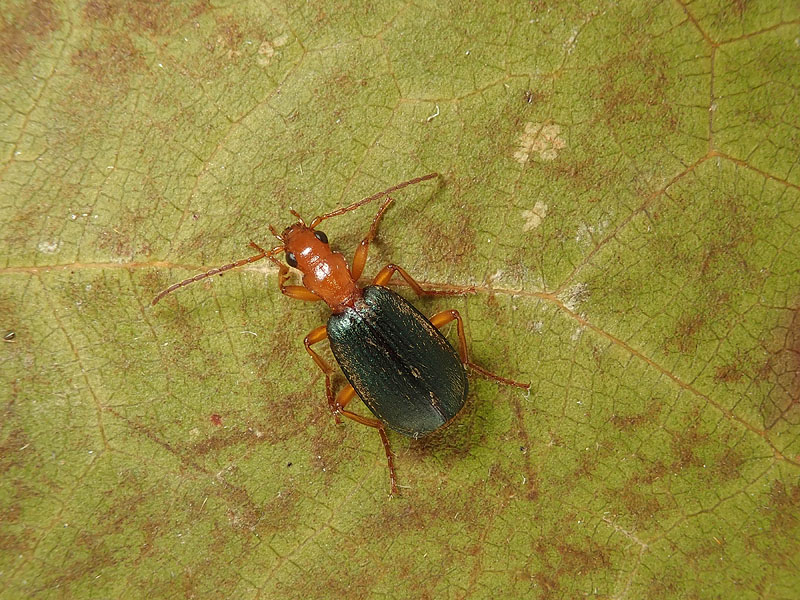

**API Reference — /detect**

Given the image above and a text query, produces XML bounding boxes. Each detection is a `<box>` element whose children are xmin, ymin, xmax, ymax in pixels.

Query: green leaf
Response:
<box><xmin>2</xmin><ymin>1</ymin><xmax>799</xmax><ymax>598</ymax></box>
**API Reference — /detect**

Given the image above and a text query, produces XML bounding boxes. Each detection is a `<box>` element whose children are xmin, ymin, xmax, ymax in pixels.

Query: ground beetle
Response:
<box><xmin>152</xmin><ymin>173</ymin><xmax>529</xmax><ymax>494</ymax></box>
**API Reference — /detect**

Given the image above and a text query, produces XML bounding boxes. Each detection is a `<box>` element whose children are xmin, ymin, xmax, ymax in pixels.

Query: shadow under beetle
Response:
<box><xmin>152</xmin><ymin>173</ymin><xmax>529</xmax><ymax>495</ymax></box>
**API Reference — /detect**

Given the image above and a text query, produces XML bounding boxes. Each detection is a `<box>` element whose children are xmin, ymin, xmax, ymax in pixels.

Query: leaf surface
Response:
<box><xmin>1</xmin><ymin>1</ymin><xmax>799</xmax><ymax>598</ymax></box>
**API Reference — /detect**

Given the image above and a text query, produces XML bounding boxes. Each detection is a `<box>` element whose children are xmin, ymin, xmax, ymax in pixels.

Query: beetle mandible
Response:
<box><xmin>152</xmin><ymin>173</ymin><xmax>529</xmax><ymax>494</ymax></box>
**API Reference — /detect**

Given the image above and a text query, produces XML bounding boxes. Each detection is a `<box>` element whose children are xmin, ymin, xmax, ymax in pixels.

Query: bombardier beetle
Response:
<box><xmin>152</xmin><ymin>173</ymin><xmax>529</xmax><ymax>494</ymax></box>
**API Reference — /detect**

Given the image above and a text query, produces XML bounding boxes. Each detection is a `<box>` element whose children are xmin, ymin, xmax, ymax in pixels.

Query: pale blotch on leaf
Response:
<box><xmin>217</xmin><ymin>35</ymin><xmax>242</xmax><ymax>59</ymax></box>
<box><xmin>564</xmin><ymin>28</ymin><xmax>579</xmax><ymax>54</ymax></box>
<box><xmin>37</xmin><ymin>240</ymin><xmax>61</xmax><ymax>254</ymax></box>
<box><xmin>522</xmin><ymin>201</ymin><xmax>549</xmax><ymax>231</ymax></box>
<box><xmin>514</xmin><ymin>122</ymin><xmax>566</xmax><ymax>164</ymax></box>
<box><xmin>257</xmin><ymin>34</ymin><xmax>289</xmax><ymax>66</ymax></box>
<box><xmin>563</xmin><ymin>282</ymin><xmax>590</xmax><ymax>311</ymax></box>
<box><xmin>576</xmin><ymin>219</ymin><xmax>610</xmax><ymax>246</ymax></box>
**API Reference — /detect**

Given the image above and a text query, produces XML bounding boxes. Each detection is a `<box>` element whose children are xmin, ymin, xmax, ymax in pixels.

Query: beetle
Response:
<box><xmin>152</xmin><ymin>173</ymin><xmax>529</xmax><ymax>494</ymax></box>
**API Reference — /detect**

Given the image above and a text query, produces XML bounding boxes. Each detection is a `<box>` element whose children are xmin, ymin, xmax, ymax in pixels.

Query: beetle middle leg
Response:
<box><xmin>372</xmin><ymin>265</ymin><xmax>528</xmax><ymax>388</ymax></box>
<box><xmin>304</xmin><ymin>325</ymin><xmax>345</xmax><ymax>423</ymax></box>
<box><xmin>372</xmin><ymin>263</ymin><xmax>475</xmax><ymax>297</ymax></box>
<box><xmin>429</xmin><ymin>309</ymin><xmax>530</xmax><ymax>390</ymax></box>
<box><xmin>305</xmin><ymin>327</ymin><xmax>398</xmax><ymax>495</ymax></box>
<box><xmin>304</xmin><ymin>328</ymin><xmax>373</xmax><ymax>417</ymax></box>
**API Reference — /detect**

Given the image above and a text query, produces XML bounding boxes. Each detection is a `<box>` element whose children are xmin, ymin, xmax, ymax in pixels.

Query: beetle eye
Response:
<box><xmin>314</xmin><ymin>230</ymin><xmax>328</xmax><ymax>244</ymax></box>
<box><xmin>285</xmin><ymin>252</ymin><xmax>298</xmax><ymax>268</ymax></box>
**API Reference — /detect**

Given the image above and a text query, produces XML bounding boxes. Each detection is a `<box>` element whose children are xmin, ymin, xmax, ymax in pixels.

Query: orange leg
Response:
<box><xmin>339</xmin><ymin>409</ymin><xmax>398</xmax><ymax>496</ymax></box>
<box><xmin>277</xmin><ymin>262</ymin><xmax>322</xmax><ymax>301</ymax></box>
<box><xmin>373</xmin><ymin>264</ymin><xmax>527</xmax><ymax>387</ymax></box>
<box><xmin>335</xmin><ymin>384</ymin><xmax>356</xmax><ymax>411</ymax></box>
<box><xmin>304</xmin><ymin>327</ymin><xmax>399</xmax><ymax>495</ymax></box>
<box><xmin>304</xmin><ymin>326</ymin><xmax>342</xmax><ymax>422</ymax></box>
<box><xmin>241</xmin><ymin>241</ymin><xmax>321</xmax><ymax>302</ymax></box>
<box><xmin>429</xmin><ymin>309</ymin><xmax>530</xmax><ymax>390</ymax></box>
<box><xmin>351</xmin><ymin>196</ymin><xmax>395</xmax><ymax>280</ymax></box>
<box><xmin>372</xmin><ymin>263</ymin><xmax>475</xmax><ymax>297</ymax></box>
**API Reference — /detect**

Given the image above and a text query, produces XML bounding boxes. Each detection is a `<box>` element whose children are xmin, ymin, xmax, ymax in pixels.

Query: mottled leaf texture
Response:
<box><xmin>1</xmin><ymin>1</ymin><xmax>799</xmax><ymax>599</ymax></box>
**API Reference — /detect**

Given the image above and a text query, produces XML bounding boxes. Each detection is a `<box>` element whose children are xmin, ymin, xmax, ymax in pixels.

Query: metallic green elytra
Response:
<box><xmin>327</xmin><ymin>285</ymin><xmax>468</xmax><ymax>438</ymax></box>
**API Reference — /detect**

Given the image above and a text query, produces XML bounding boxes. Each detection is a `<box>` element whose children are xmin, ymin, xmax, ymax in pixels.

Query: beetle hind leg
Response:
<box><xmin>429</xmin><ymin>309</ymin><xmax>530</xmax><ymax>390</ymax></box>
<box><xmin>339</xmin><ymin>410</ymin><xmax>398</xmax><ymax>496</ymax></box>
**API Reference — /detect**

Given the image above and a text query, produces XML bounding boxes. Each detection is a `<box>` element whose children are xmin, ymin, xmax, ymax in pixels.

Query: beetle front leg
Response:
<box><xmin>338</xmin><ymin>409</ymin><xmax>398</xmax><ymax>496</ymax></box>
<box><xmin>279</xmin><ymin>263</ymin><xmax>323</xmax><ymax>302</ymax></box>
<box><xmin>429</xmin><ymin>309</ymin><xmax>530</xmax><ymax>390</ymax></box>
<box><xmin>304</xmin><ymin>325</ymin><xmax>343</xmax><ymax>423</ymax></box>
<box><xmin>351</xmin><ymin>196</ymin><xmax>395</xmax><ymax>280</ymax></box>
<box><xmin>372</xmin><ymin>263</ymin><xmax>475</xmax><ymax>297</ymax></box>
<box><xmin>246</xmin><ymin>241</ymin><xmax>321</xmax><ymax>301</ymax></box>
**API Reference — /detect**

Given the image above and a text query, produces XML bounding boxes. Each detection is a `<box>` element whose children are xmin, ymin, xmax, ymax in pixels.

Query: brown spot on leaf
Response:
<box><xmin>610</xmin><ymin>398</ymin><xmax>662</xmax><ymax>430</ymax></box>
<box><xmin>189</xmin><ymin>427</ymin><xmax>250</xmax><ymax>456</ymax></box>
<box><xmin>528</xmin><ymin>514</ymin><xmax>615</xmax><ymax>599</ymax></box>
<box><xmin>556</xmin><ymin>540</ymin><xmax>611</xmax><ymax>573</ymax></box>
<box><xmin>255</xmin><ymin>487</ymin><xmax>302</xmax><ymax>534</ymax></box>
<box><xmin>715</xmin><ymin>447</ymin><xmax>743</xmax><ymax>482</ymax></box>
<box><xmin>757</xmin><ymin>304</ymin><xmax>800</xmax><ymax>430</ymax></box>
<box><xmin>122</xmin><ymin>1</ymin><xmax>174</xmax><ymax>35</ymax></box>
<box><xmin>638</xmin><ymin>460</ymin><xmax>669</xmax><ymax>485</ymax></box>
<box><xmin>407</xmin><ymin>413</ymin><xmax>481</xmax><ymax>468</ymax></box>
<box><xmin>540</xmin><ymin>152</ymin><xmax>606</xmax><ymax>193</ymax></box>
<box><xmin>0</xmin><ymin>0</ymin><xmax>58</xmax><ymax>74</ymax></box>
<box><xmin>0</xmin><ymin>428</ymin><xmax>29</xmax><ymax>474</ymax></box>
<box><xmin>4</xmin><ymin>199</ymin><xmax>57</xmax><ymax>251</ymax></box>
<box><xmin>83</xmin><ymin>0</ymin><xmax>210</xmax><ymax>35</ymax></box>
<box><xmin>421</xmin><ymin>213</ymin><xmax>475</xmax><ymax>267</ymax></box>
<box><xmin>668</xmin><ymin>418</ymin><xmax>707</xmax><ymax>471</ymax></box>
<box><xmin>617</xmin><ymin>482</ymin><xmax>662</xmax><ymax>526</ymax></box>
<box><xmin>97</xmin><ymin>205</ymin><xmax>155</xmax><ymax>259</ymax></box>
<box><xmin>766</xmin><ymin>480</ymin><xmax>800</xmax><ymax>535</ymax></box>
<box><xmin>714</xmin><ymin>363</ymin><xmax>744</xmax><ymax>383</ymax></box>
<box><xmin>666</xmin><ymin>312</ymin><xmax>705</xmax><ymax>354</ymax></box>
<box><xmin>71</xmin><ymin>32</ymin><xmax>146</xmax><ymax>85</ymax></box>
<box><xmin>593</xmin><ymin>43</ymin><xmax>677</xmax><ymax>132</ymax></box>
<box><xmin>83</xmin><ymin>0</ymin><xmax>115</xmax><ymax>24</ymax></box>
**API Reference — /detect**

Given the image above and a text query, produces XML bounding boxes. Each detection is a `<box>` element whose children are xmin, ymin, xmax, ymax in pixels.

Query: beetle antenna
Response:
<box><xmin>269</xmin><ymin>224</ymin><xmax>282</xmax><ymax>240</ymax></box>
<box><xmin>309</xmin><ymin>172</ymin><xmax>438</xmax><ymax>229</ymax></box>
<box><xmin>289</xmin><ymin>209</ymin><xmax>305</xmax><ymax>225</ymax></box>
<box><xmin>152</xmin><ymin>242</ymin><xmax>284</xmax><ymax>306</ymax></box>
